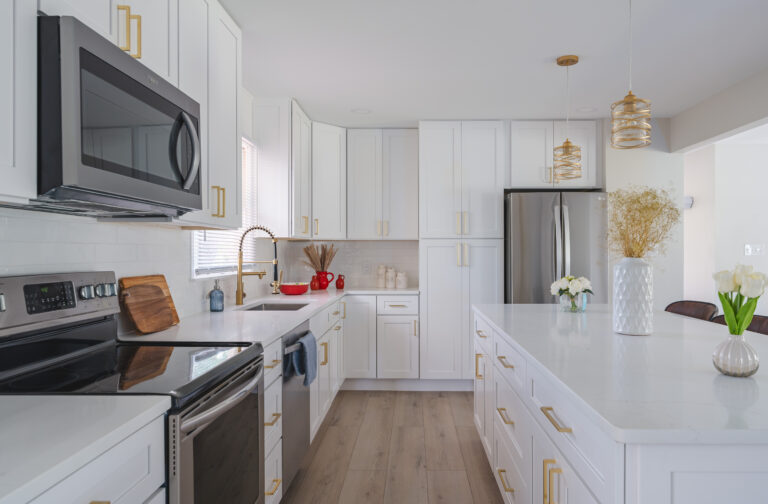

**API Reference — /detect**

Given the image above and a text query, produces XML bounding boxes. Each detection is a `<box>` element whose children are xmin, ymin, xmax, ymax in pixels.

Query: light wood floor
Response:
<box><xmin>282</xmin><ymin>391</ymin><xmax>504</xmax><ymax>504</ymax></box>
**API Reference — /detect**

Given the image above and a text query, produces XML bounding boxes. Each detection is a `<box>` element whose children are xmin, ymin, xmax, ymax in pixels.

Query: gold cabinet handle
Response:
<box><xmin>320</xmin><ymin>342</ymin><xmax>328</xmax><ymax>365</ymax></box>
<box><xmin>342</xmin><ymin>301</ymin><xmax>346</xmax><ymax>319</ymax></box>
<box><xmin>496</xmin><ymin>407</ymin><xmax>514</xmax><ymax>426</ymax></box>
<box><xmin>413</xmin><ymin>319</ymin><xmax>418</xmax><ymax>336</ymax></box>
<box><xmin>474</xmin><ymin>353</ymin><xmax>483</xmax><ymax>379</ymax></box>
<box><xmin>334</xmin><ymin>326</ymin><xmax>341</xmax><ymax>330</ymax></box>
<box><xmin>333</xmin><ymin>311</ymin><xmax>340</xmax><ymax>316</ymax></box>
<box><xmin>540</xmin><ymin>406</ymin><xmax>572</xmax><ymax>433</ymax></box>
<box><xmin>497</xmin><ymin>356</ymin><xmax>514</xmax><ymax>369</ymax></box>
<box><xmin>314</xmin><ymin>218</ymin><xmax>319</xmax><ymax>235</ymax></box>
<box><xmin>302</xmin><ymin>216</ymin><xmax>309</xmax><ymax>234</ymax></box>
<box><xmin>457</xmin><ymin>242</ymin><xmax>461</xmax><ymax>266</ymax></box>
<box><xmin>264</xmin><ymin>412</ymin><xmax>282</xmax><ymax>426</ymax></box>
<box><xmin>463</xmin><ymin>211</ymin><xmax>469</xmax><ymax>234</ymax></box>
<box><xmin>456</xmin><ymin>211</ymin><xmax>461</xmax><ymax>234</ymax></box>
<box><xmin>377</xmin><ymin>220</ymin><xmax>382</xmax><ymax>236</ymax></box>
<box><xmin>549</xmin><ymin>467</ymin><xmax>563</xmax><ymax>504</ymax></box>
<box><xmin>265</xmin><ymin>478</ymin><xmax>282</xmax><ymax>496</ymax></box>
<box><xmin>463</xmin><ymin>242</ymin><xmax>469</xmax><ymax>266</ymax></box>
<box><xmin>264</xmin><ymin>359</ymin><xmax>281</xmax><ymax>369</ymax></box>
<box><xmin>90</xmin><ymin>501</ymin><xmax>111</xmax><ymax>504</ymax></box>
<box><xmin>543</xmin><ymin>459</ymin><xmax>556</xmax><ymax>504</ymax></box>
<box><xmin>497</xmin><ymin>469</ymin><xmax>514</xmax><ymax>493</ymax></box>
<box><xmin>129</xmin><ymin>13</ymin><xmax>142</xmax><ymax>58</ymax></box>
<box><xmin>384</xmin><ymin>220</ymin><xmax>389</xmax><ymax>236</ymax></box>
<box><xmin>476</xmin><ymin>329</ymin><xmax>487</xmax><ymax>339</ymax></box>
<box><xmin>211</xmin><ymin>185</ymin><xmax>222</xmax><ymax>217</ymax></box>
<box><xmin>117</xmin><ymin>5</ymin><xmax>131</xmax><ymax>51</ymax></box>
<box><xmin>219</xmin><ymin>187</ymin><xmax>226</xmax><ymax>217</ymax></box>
<box><xmin>389</xmin><ymin>304</ymin><xmax>407</xmax><ymax>308</ymax></box>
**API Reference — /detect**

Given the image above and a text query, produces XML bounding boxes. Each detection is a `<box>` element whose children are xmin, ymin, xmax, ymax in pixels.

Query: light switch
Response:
<box><xmin>744</xmin><ymin>244</ymin><xmax>766</xmax><ymax>256</ymax></box>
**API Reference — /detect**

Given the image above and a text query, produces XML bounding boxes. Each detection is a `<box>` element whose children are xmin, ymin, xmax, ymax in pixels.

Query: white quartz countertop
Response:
<box><xmin>474</xmin><ymin>303</ymin><xmax>768</xmax><ymax>444</ymax></box>
<box><xmin>119</xmin><ymin>287</ymin><xmax>418</xmax><ymax>346</ymax></box>
<box><xmin>0</xmin><ymin>395</ymin><xmax>170</xmax><ymax>504</ymax></box>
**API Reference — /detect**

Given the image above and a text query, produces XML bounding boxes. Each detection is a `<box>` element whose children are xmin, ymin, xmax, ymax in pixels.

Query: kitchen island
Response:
<box><xmin>472</xmin><ymin>303</ymin><xmax>768</xmax><ymax>504</ymax></box>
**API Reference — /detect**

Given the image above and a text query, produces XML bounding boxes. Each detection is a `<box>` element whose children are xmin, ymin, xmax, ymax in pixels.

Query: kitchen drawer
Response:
<box><xmin>494</xmin><ymin>419</ymin><xmax>529</xmax><ymax>504</ymax></box>
<box><xmin>493</xmin><ymin>369</ymin><xmax>531</xmax><ymax>482</ymax></box>
<box><xmin>263</xmin><ymin>338</ymin><xmax>283</xmax><ymax>387</ymax></box>
<box><xmin>377</xmin><ymin>295</ymin><xmax>418</xmax><ymax>315</ymax></box>
<box><xmin>310</xmin><ymin>300</ymin><xmax>342</xmax><ymax>337</ymax></box>
<box><xmin>528</xmin><ymin>364</ymin><xmax>613</xmax><ymax>503</ymax></box>
<box><xmin>31</xmin><ymin>416</ymin><xmax>165</xmax><ymax>504</ymax></box>
<box><xmin>473</xmin><ymin>312</ymin><xmax>492</xmax><ymax>354</ymax></box>
<box><xmin>264</xmin><ymin>377</ymin><xmax>283</xmax><ymax>455</ymax></box>
<box><xmin>493</xmin><ymin>331</ymin><xmax>526</xmax><ymax>394</ymax></box>
<box><xmin>264</xmin><ymin>439</ymin><xmax>283</xmax><ymax>504</ymax></box>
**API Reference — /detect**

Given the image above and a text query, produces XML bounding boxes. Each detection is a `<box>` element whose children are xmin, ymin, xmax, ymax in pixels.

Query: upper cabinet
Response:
<box><xmin>311</xmin><ymin>122</ymin><xmax>346</xmax><ymax>240</ymax></box>
<box><xmin>509</xmin><ymin>120</ymin><xmax>599</xmax><ymax>189</ymax></box>
<box><xmin>292</xmin><ymin>103</ymin><xmax>313</xmax><ymax>238</ymax></box>
<box><xmin>38</xmin><ymin>0</ymin><xmax>115</xmax><ymax>40</ymax></box>
<box><xmin>347</xmin><ymin>129</ymin><xmax>418</xmax><ymax>240</ymax></box>
<box><xmin>0</xmin><ymin>0</ymin><xmax>36</xmax><ymax>204</ymax></box>
<box><xmin>419</xmin><ymin>121</ymin><xmax>505</xmax><ymax>239</ymax></box>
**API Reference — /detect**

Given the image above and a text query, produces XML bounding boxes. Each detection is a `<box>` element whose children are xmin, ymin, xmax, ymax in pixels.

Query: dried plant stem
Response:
<box><xmin>607</xmin><ymin>186</ymin><xmax>680</xmax><ymax>258</ymax></box>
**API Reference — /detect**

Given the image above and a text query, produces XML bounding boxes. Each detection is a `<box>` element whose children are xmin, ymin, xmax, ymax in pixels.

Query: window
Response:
<box><xmin>192</xmin><ymin>139</ymin><xmax>260</xmax><ymax>277</ymax></box>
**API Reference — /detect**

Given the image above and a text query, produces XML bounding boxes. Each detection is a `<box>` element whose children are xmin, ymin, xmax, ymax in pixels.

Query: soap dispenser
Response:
<box><xmin>209</xmin><ymin>279</ymin><xmax>224</xmax><ymax>312</ymax></box>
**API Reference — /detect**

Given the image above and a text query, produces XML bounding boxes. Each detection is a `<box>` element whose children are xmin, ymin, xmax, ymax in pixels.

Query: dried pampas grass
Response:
<box><xmin>302</xmin><ymin>243</ymin><xmax>338</xmax><ymax>271</ymax></box>
<box><xmin>607</xmin><ymin>186</ymin><xmax>680</xmax><ymax>258</ymax></box>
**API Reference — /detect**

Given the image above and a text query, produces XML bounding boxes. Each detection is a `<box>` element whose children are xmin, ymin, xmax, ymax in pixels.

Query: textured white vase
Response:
<box><xmin>612</xmin><ymin>257</ymin><xmax>653</xmax><ymax>335</ymax></box>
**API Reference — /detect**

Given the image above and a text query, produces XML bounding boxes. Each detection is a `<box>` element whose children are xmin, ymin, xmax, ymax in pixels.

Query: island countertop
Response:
<box><xmin>473</xmin><ymin>303</ymin><xmax>768</xmax><ymax>444</ymax></box>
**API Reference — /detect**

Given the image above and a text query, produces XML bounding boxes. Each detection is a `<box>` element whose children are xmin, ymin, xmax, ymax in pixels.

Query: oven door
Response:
<box><xmin>169</xmin><ymin>360</ymin><xmax>265</xmax><ymax>504</ymax></box>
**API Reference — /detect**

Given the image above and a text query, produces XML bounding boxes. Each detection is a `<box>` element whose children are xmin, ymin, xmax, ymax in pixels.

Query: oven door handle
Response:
<box><xmin>180</xmin><ymin>368</ymin><xmax>263</xmax><ymax>434</ymax></box>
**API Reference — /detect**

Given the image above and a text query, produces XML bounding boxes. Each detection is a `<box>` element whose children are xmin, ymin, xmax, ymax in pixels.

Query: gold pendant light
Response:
<box><xmin>611</xmin><ymin>0</ymin><xmax>651</xmax><ymax>149</ymax></box>
<box><xmin>553</xmin><ymin>55</ymin><xmax>582</xmax><ymax>182</ymax></box>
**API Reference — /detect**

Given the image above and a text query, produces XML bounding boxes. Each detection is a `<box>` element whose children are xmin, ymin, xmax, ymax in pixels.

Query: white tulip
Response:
<box><xmin>733</xmin><ymin>264</ymin><xmax>754</xmax><ymax>286</ymax></box>
<box><xmin>713</xmin><ymin>270</ymin><xmax>737</xmax><ymax>293</ymax></box>
<box><xmin>740</xmin><ymin>272</ymin><xmax>767</xmax><ymax>298</ymax></box>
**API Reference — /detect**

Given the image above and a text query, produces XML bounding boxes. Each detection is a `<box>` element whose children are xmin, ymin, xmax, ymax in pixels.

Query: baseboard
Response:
<box><xmin>340</xmin><ymin>378</ymin><xmax>473</xmax><ymax>392</ymax></box>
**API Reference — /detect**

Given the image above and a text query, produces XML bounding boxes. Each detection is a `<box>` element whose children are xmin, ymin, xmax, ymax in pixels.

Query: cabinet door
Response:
<box><xmin>461</xmin><ymin>121</ymin><xmax>506</xmax><ymax>238</ymax></box>
<box><xmin>419</xmin><ymin>240</ymin><xmax>463</xmax><ymax>379</ymax></box>
<box><xmin>462</xmin><ymin>239</ymin><xmax>504</xmax><ymax>379</ymax></box>
<box><xmin>318</xmin><ymin>333</ymin><xmax>332</xmax><ymax>414</ymax></box>
<box><xmin>347</xmin><ymin>129</ymin><xmax>382</xmax><ymax>240</ymax></box>
<box><xmin>206</xmin><ymin>1</ymin><xmax>242</xmax><ymax>229</ymax></box>
<box><xmin>419</xmin><ymin>122</ymin><xmax>462</xmax><ymax>238</ymax></box>
<box><xmin>312</xmin><ymin>122</ymin><xmax>347</xmax><ymax>239</ymax></box>
<box><xmin>264</xmin><ymin>440</ymin><xmax>283</xmax><ymax>504</ymax></box>
<box><xmin>334</xmin><ymin>323</ymin><xmax>344</xmax><ymax>392</ymax></box>
<box><xmin>553</xmin><ymin>120</ymin><xmax>598</xmax><ymax>188</ymax></box>
<box><xmin>111</xmin><ymin>0</ymin><xmax>178</xmax><ymax>85</ymax></box>
<box><xmin>509</xmin><ymin>120</ymin><xmax>554</xmax><ymax>188</ymax></box>
<box><xmin>382</xmin><ymin>129</ymin><xmax>419</xmax><ymax>240</ymax></box>
<box><xmin>0</xmin><ymin>0</ymin><xmax>36</xmax><ymax>204</ymax></box>
<box><xmin>38</xmin><ymin>0</ymin><xmax>115</xmax><ymax>41</ymax></box>
<box><xmin>328</xmin><ymin>327</ymin><xmax>339</xmax><ymax>402</ymax></box>
<box><xmin>473</xmin><ymin>339</ymin><xmax>486</xmax><ymax>443</ymax></box>
<box><xmin>292</xmin><ymin>102</ymin><xmax>312</xmax><ymax>238</ymax></box>
<box><xmin>343</xmin><ymin>295</ymin><xmax>377</xmax><ymax>379</ymax></box>
<box><xmin>377</xmin><ymin>315</ymin><xmax>419</xmax><ymax>379</ymax></box>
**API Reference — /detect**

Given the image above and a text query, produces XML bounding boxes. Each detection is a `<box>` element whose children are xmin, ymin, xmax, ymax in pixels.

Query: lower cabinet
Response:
<box><xmin>377</xmin><ymin>314</ymin><xmax>419</xmax><ymax>379</ymax></box>
<box><xmin>309</xmin><ymin>305</ymin><xmax>342</xmax><ymax>441</ymax></box>
<box><xmin>343</xmin><ymin>295</ymin><xmax>377</xmax><ymax>378</ymax></box>
<box><xmin>264</xmin><ymin>439</ymin><xmax>283</xmax><ymax>504</ymax></box>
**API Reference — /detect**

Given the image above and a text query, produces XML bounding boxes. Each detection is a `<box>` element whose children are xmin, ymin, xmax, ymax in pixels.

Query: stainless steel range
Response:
<box><xmin>0</xmin><ymin>272</ymin><xmax>265</xmax><ymax>504</ymax></box>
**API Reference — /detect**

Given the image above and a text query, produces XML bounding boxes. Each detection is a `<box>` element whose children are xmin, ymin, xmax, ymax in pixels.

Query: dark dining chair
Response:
<box><xmin>712</xmin><ymin>314</ymin><xmax>768</xmax><ymax>336</ymax></box>
<box><xmin>664</xmin><ymin>300</ymin><xmax>718</xmax><ymax>321</ymax></box>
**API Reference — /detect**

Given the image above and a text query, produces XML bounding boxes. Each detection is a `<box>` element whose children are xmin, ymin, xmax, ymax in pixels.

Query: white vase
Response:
<box><xmin>612</xmin><ymin>257</ymin><xmax>653</xmax><ymax>335</ymax></box>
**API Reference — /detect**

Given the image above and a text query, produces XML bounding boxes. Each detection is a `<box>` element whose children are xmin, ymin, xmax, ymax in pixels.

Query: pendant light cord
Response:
<box><xmin>565</xmin><ymin>64</ymin><xmax>570</xmax><ymax>138</ymax></box>
<box><xmin>628</xmin><ymin>0</ymin><xmax>633</xmax><ymax>91</ymax></box>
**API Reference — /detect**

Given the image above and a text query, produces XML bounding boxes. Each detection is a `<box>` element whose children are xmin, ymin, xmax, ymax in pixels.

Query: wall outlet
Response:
<box><xmin>744</xmin><ymin>244</ymin><xmax>766</xmax><ymax>256</ymax></box>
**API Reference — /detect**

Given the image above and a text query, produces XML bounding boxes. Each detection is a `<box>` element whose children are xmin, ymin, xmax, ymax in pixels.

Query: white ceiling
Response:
<box><xmin>220</xmin><ymin>0</ymin><xmax>768</xmax><ymax>128</ymax></box>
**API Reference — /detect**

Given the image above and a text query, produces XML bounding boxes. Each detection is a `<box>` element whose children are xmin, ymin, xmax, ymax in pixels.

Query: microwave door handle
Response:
<box><xmin>180</xmin><ymin>368</ymin><xmax>263</xmax><ymax>433</ymax></box>
<box><xmin>562</xmin><ymin>204</ymin><xmax>571</xmax><ymax>277</ymax></box>
<box><xmin>554</xmin><ymin>204</ymin><xmax>562</xmax><ymax>280</ymax></box>
<box><xmin>180</xmin><ymin>111</ymin><xmax>201</xmax><ymax>191</ymax></box>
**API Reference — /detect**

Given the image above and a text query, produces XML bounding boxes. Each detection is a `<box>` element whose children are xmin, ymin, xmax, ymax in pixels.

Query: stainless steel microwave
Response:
<box><xmin>36</xmin><ymin>16</ymin><xmax>202</xmax><ymax>219</ymax></box>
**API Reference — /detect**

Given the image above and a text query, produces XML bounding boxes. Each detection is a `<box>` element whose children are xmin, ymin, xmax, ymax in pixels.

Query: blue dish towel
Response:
<box><xmin>289</xmin><ymin>331</ymin><xmax>317</xmax><ymax>386</ymax></box>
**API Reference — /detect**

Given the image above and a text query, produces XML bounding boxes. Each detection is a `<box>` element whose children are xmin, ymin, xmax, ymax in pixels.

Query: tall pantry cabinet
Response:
<box><xmin>418</xmin><ymin>121</ymin><xmax>505</xmax><ymax>380</ymax></box>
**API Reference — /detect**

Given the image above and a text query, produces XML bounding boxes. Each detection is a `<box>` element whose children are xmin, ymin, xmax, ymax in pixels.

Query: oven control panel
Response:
<box><xmin>23</xmin><ymin>281</ymin><xmax>77</xmax><ymax>314</ymax></box>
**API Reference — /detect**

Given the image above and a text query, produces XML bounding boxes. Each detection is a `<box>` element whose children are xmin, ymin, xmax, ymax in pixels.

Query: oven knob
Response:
<box><xmin>79</xmin><ymin>285</ymin><xmax>95</xmax><ymax>300</ymax></box>
<box><xmin>0</xmin><ymin>293</ymin><xmax>6</xmax><ymax>312</ymax></box>
<box><xmin>105</xmin><ymin>283</ymin><xmax>118</xmax><ymax>297</ymax></box>
<box><xmin>94</xmin><ymin>284</ymin><xmax>105</xmax><ymax>297</ymax></box>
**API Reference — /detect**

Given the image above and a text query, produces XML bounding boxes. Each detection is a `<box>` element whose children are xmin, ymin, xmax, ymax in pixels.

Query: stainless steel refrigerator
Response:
<box><xmin>505</xmin><ymin>191</ymin><xmax>609</xmax><ymax>304</ymax></box>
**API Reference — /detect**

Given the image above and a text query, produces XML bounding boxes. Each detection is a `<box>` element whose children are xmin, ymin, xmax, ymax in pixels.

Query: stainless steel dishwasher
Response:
<box><xmin>282</xmin><ymin>321</ymin><xmax>311</xmax><ymax>493</ymax></box>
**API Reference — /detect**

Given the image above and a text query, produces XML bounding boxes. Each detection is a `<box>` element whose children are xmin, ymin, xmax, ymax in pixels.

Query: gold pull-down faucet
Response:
<box><xmin>236</xmin><ymin>226</ymin><xmax>280</xmax><ymax>305</ymax></box>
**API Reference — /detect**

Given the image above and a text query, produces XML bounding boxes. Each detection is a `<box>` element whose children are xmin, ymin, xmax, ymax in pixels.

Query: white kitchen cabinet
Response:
<box><xmin>311</xmin><ymin>122</ymin><xmax>347</xmax><ymax>239</ymax></box>
<box><xmin>292</xmin><ymin>102</ymin><xmax>313</xmax><ymax>238</ymax></box>
<box><xmin>473</xmin><ymin>339</ymin><xmax>488</xmax><ymax>454</ymax></box>
<box><xmin>420</xmin><ymin>121</ymin><xmax>505</xmax><ymax>239</ymax></box>
<box><xmin>347</xmin><ymin>129</ymin><xmax>418</xmax><ymax>240</ymax></box>
<box><xmin>264</xmin><ymin>440</ymin><xmax>283</xmax><ymax>504</ymax></box>
<box><xmin>420</xmin><ymin>239</ymin><xmax>503</xmax><ymax>380</ymax></box>
<box><xmin>343</xmin><ymin>295</ymin><xmax>377</xmax><ymax>379</ymax></box>
<box><xmin>334</xmin><ymin>322</ymin><xmax>345</xmax><ymax>392</ymax></box>
<box><xmin>510</xmin><ymin>120</ymin><xmax>599</xmax><ymax>189</ymax></box>
<box><xmin>377</xmin><ymin>315</ymin><xmax>419</xmax><ymax>379</ymax></box>
<box><xmin>38</xmin><ymin>0</ymin><xmax>115</xmax><ymax>40</ymax></box>
<box><xmin>0</xmin><ymin>0</ymin><xmax>36</xmax><ymax>204</ymax></box>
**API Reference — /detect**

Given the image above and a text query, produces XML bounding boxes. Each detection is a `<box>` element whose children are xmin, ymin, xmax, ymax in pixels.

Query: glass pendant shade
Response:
<box><xmin>553</xmin><ymin>139</ymin><xmax>582</xmax><ymax>181</ymax></box>
<box><xmin>610</xmin><ymin>91</ymin><xmax>651</xmax><ymax>149</ymax></box>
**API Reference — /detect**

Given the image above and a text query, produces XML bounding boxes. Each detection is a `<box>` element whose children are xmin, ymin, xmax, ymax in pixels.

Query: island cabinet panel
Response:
<box><xmin>343</xmin><ymin>295</ymin><xmax>377</xmax><ymax>379</ymax></box>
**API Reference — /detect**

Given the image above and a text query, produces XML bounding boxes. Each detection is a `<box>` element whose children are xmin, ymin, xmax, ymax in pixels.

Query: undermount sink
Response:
<box><xmin>246</xmin><ymin>303</ymin><xmax>308</xmax><ymax>312</ymax></box>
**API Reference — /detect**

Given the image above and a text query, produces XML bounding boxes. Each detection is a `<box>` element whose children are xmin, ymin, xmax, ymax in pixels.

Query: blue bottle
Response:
<box><xmin>209</xmin><ymin>280</ymin><xmax>224</xmax><ymax>312</ymax></box>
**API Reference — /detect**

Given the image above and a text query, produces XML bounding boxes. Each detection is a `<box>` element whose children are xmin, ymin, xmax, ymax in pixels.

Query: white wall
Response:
<box><xmin>603</xmin><ymin>118</ymin><xmax>685</xmax><ymax>311</ymax></box>
<box><xmin>683</xmin><ymin>146</ymin><xmax>716</xmax><ymax>305</ymax></box>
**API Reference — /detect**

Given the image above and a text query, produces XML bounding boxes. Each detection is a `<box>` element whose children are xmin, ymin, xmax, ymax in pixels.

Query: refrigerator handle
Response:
<box><xmin>554</xmin><ymin>204</ymin><xmax>563</xmax><ymax>280</ymax></box>
<box><xmin>563</xmin><ymin>205</ymin><xmax>571</xmax><ymax>277</ymax></box>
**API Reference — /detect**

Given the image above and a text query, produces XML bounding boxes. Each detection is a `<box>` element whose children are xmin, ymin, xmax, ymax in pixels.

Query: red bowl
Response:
<box><xmin>280</xmin><ymin>283</ymin><xmax>309</xmax><ymax>295</ymax></box>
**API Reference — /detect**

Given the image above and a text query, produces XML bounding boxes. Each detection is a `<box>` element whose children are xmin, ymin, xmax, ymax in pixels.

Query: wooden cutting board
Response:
<box><xmin>119</xmin><ymin>274</ymin><xmax>180</xmax><ymax>325</ymax></box>
<box><xmin>121</xmin><ymin>284</ymin><xmax>175</xmax><ymax>334</ymax></box>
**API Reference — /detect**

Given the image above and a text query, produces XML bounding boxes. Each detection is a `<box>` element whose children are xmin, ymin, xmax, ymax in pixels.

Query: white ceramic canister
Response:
<box><xmin>385</xmin><ymin>268</ymin><xmax>396</xmax><ymax>289</ymax></box>
<box><xmin>377</xmin><ymin>265</ymin><xmax>387</xmax><ymax>288</ymax></box>
<box><xmin>395</xmin><ymin>272</ymin><xmax>408</xmax><ymax>289</ymax></box>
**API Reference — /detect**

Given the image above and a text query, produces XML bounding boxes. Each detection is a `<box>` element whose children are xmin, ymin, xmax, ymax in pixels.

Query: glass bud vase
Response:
<box><xmin>560</xmin><ymin>293</ymin><xmax>587</xmax><ymax>313</ymax></box>
<box><xmin>713</xmin><ymin>334</ymin><xmax>759</xmax><ymax>378</ymax></box>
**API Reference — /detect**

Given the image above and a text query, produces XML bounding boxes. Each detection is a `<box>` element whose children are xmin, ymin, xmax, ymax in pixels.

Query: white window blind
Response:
<box><xmin>192</xmin><ymin>139</ymin><xmax>261</xmax><ymax>277</ymax></box>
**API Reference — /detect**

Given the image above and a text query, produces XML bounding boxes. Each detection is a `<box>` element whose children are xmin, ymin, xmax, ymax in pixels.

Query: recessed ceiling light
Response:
<box><xmin>351</xmin><ymin>108</ymin><xmax>371</xmax><ymax>115</ymax></box>
<box><xmin>577</xmin><ymin>106</ymin><xmax>597</xmax><ymax>113</ymax></box>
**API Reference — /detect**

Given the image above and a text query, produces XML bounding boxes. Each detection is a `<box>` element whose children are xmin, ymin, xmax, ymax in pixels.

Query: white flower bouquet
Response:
<box><xmin>551</xmin><ymin>276</ymin><xmax>593</xmax><ymax>312</ymax></box>
<box><xmin>713</xmin><ymin>265</ymin><xmax>767</xmax><ymax>335</ymax></box>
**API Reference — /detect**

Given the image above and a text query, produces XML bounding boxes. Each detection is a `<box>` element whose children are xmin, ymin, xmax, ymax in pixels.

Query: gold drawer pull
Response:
<box><xmin>264</xmin><ymin>412</ymin><xmax>282</xmax><ymax>426</ymax></box>
<box><xmin>264</xmin><ymin>359</ymin><xmax>281</xmax><ymax>369</ymax></box>
<box><xmin>90</xmin><ymin>501</ymin><xmax>111</xmax><ymax>504</ymax></box>
<box><xmin>543</xmin><ymin>459</ymin><xmax>556</xmax><ymax>504</ymax></box>
<box><xmin>497</xmin><ymin>469</ymin><xmax>514</xmax><ymax>493</ymax></box>
<box><xmin>321</xmin><ymin>342</ymin><xmax>329</xmax><ymax>365</ymax></box>
<box><xmin>496</xmin><ymin>407</ymin><xmax>514</xmax><ymax>426</ymax></box>
<box><xmin>476</xmin><ymin>329</ymin><xmax>487</xmax><ymax>338</ymax></box>
<box><xmin>541</xmin><ymin>406</ymin><xmax>572</xmax><ymax>433</ymax></box>
<box><xmin>549</xmin><ymin>467</ymin><xmax>563</xmax><ymax>504</ymax></box>
<box><xmin>474</xmin><ymin>353</ymin><xmax>483</xmax><ymax>379</ymax></box>
<box><xmin>342</xmin><ymin>301</ymin><xmax>346</xmax><ymax>318</ymax></box>
<box><xmin>389</xmin><ymin>304</ymin><xmax>407</xmax><ymax>308</ymax></box>
<box><xmin>497</xmin><ymin>356</ymin><xmax>514</xmax><ymax>369</ymax></box>
<box><xmin>334</xmin><ymin>326</ymin><xmax>341</xmax><ymax>330</ymax></box>
<box><xmin>332</xmin><ymin>311</ymin><xmax>340</xmax><ymax>316</ymax></box>
<box><xmin>265</xmin><ymin>478</ymin><xmax>282</xmax><ymax>496</ymax></box>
